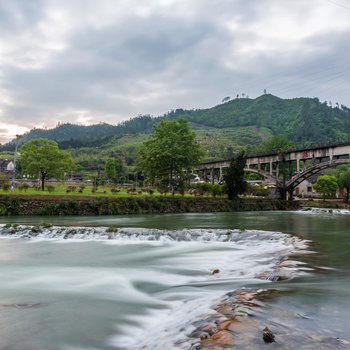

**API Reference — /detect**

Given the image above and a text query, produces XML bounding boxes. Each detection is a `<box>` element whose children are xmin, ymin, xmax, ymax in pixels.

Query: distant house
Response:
<box><xmin>294</xmin><ymin>179</ymin><xmax>314</xmax><ymax>198</ymax></box>
<box><xmin>6</xmin><ymin>161</ymin><xmax>14</xmax><ymax>172</ymax></box>
<box><xmin>0</xmin><ymin>159</ymin><xmax>14</xmax><ymax>173</ymax></box>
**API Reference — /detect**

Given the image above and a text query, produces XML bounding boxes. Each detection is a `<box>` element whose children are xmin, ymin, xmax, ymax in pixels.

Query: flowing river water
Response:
<box><xmin>0</xmin><ymin>210</ymin><xmax>349</xmax><ymax>350</ymax></box>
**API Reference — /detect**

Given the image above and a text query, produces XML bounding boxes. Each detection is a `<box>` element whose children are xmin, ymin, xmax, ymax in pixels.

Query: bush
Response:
<box><xmin>195</xmin><ymin>183</ymin><xmax>211</xmax><ymax>196</ymax></box>
<box><xmin>67</xmin><ymin>186</ymin><xmax>77</xmax><ymax>193</ymax></box>
<box><xmin>46</xmin><ymin>185</ymin><xmax>55</xmax><ymax>193</ymax></box>
<box><xmin>18</xmin><ymin>183</ymin><xmax>30</xmax><ymax>192</ymax></box>
<box><xmin>250</xmin><ymin>184</ymin><xmax>269</xmax><ymax>197</ymax></box>
<box><xmin>106</xmin><ymin>226</ymin><xmax>119</xmax><ymax>233</ymax></box>
<box><xmin>211</xmin><ymin>184</ymin><xmax>223</xmax><ymax>197</ymax></box>
<box><xmin>31</xmin><ymin>225</ymin><xmax>42</xmax><ymax>233</ymax></box>
<box><xmin>110</xmin><ymin>187</ymin><xmax>120</xmax><ymax>194</ymax></box>
<box><xmin>40</xmin><ymin>221</ymin><xmax>52</xmax><ymax>228</ymax></box>
<box><xmin>2</xmin><ymin>183</ymin><xmax>11</xmax><ymax>192</ymax></box>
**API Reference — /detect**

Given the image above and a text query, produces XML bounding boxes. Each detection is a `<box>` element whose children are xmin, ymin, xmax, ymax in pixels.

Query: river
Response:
<box><xmin>0</xmin><ymin>210</ymin><xmax>349</xmax><ymax>349</ymax></box>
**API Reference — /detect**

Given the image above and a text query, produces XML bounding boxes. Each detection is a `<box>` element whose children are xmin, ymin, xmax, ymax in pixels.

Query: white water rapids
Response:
<box><xmin>0</xmin><ymin>225</ymin><xmax>311</xmax><ymax>350</ymax></box>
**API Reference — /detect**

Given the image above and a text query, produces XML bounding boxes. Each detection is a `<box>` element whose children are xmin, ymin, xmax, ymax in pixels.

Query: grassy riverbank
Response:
<box><xmin>0</xmin><ymin>195</ymin><xmax>299</xmax><ymax>216</ymax></box>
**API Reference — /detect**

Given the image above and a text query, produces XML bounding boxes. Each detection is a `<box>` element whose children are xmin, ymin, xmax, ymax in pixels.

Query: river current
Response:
<box><xmin>0</xmin><ymin>211</ymin><xmax>349</xmax><ymax>350</ymax></box>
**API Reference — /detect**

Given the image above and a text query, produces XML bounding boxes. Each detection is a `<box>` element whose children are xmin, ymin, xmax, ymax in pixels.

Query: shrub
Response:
<box><xmin>40</xmin><ymin>221</ymin><xmax>52</xmax><ymax>228</ymax></box>
<box><xmin>31</xmin><ymin>225</ymin><xmax>42</xmax><ymax>233</ymax></box>
<box><xmin>18</xmin><ymin>183</ymin><xmax>30</xmax><ymax>192</ymax></box>
<box><xmin>2</xmin><ymin>183</ymin><xmax>11</xmax><ymax>192</ymax></box>
<box><xmin>106</xmin><ymin>226</ymin><xmax>119</xmax><ymax>233</ymax></box>
<box><xmin>250</xmin><ymin>184</ymin><xmax>269</xmax><ymax>197</ymax></box>
<box><xmin>46</xmin><ymin>185</ymin><xmax>55</xmax><ymax>193</ymax></box>
<box><xmin>211</xmin><ymin>184</ymin><xmax>222</xmax><ymax>197</ymax></box>
<box><xmin>195</xmin><ymin>182</ymin><xmax>212</xmax><ymax>196</ymax></box>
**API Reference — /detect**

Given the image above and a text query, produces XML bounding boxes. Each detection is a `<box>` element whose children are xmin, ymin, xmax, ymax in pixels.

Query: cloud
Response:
<box><xmin>0</xmin><ymin>0</ymin><xmax>350</xmax><ymax>143</ymax></box>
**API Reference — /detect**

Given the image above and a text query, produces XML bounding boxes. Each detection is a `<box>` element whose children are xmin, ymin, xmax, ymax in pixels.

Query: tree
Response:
<box><xmin>313</xmin><ymin>175</ymin><xmax>338</xmax><ymax>201</ymax></box>
<box><xmin>105</xmin><ymin>158</ymin><xmax>116</xmax><ymax>182</ymax></box>
<box><xmin>138</xmin><ymin>119</ymin><xmax>204</xmax><ymax>194</ymax></box>
<box><xmin>222</xmin><ymin>96</ymin><xmax>230</xmax><ymax>103</ymax></box>
<box><xmin>20</xmin><ymin>139</ymin><xmax>74</xmax><ymax>190</ymax></box>
<box><xmin>260</xmin><ymin>134</ymin><xmax>293</xmax><ymax>155</ymax></box>
<box><xmin>333</xmin><ymin>165</ymin><xmax>350</xmax><ymax>203</ymax></box>
<box><xmin>224</xmin><ymin>152</ymin><xmax>247</xmax><ymax>200</ymax></box>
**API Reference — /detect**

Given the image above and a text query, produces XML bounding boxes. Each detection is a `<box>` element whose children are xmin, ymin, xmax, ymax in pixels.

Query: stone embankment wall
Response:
<box><xmin>0</xmin><ymin>195</ymin><xmax>299</xmax><ymax>216</ymax></box>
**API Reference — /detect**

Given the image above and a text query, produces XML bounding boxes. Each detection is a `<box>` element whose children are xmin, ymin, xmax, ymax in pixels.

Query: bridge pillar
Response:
<box><xmin>270</xmin><ymin>161</ymin><xmax>273</xmax><ymax>175</ymax></box>
<box><xmin>211</xmin><ymin>168</ymin><xmax>214</xmax><ymax>184</ymax></box>
<box><xmin>219</xmin><ymin>167</ymin><xmax>223</xmax><ymax>181</ymax></box>
<box><xmin>297</xmin><ymin>159</ymin><xmax>300</xmax><ymax>173</ymax></box>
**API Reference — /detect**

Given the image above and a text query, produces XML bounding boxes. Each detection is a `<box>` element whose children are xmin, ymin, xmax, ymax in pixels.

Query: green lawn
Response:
<box><xmin>0</xmin><ymin>184</ymin><xmax>211</xmax><ymax>198</ymax></box>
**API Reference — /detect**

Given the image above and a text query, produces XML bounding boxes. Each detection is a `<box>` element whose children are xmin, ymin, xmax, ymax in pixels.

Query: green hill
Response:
<box><xmin>2</xmin><ymin>94</ymin><xmax>350</xmax><ymax>171</ymax></box>
<box><xmin>165</xmin><ymin>94</ymin><xmax>350</xmax><ymax>144</ymax></box>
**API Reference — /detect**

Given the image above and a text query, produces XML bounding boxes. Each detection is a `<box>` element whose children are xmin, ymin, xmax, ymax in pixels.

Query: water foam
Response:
<box><xmin>299</xmin><ymin>207</ymin><xmax>350</xmax><ymax>215</ymax></box>
<box><xmin>0</xmin><ymin>225</ymin><xmax>311</xmax><ymax>349</ymax></box>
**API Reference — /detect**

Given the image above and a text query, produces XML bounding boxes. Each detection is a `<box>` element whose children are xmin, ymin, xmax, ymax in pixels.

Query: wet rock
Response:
<box><xmin>233</xmin><ymin>305</ymin><xmax>252</xmax><ymax>316</ymax></box>
<box><xmin>189</xmin><ymin>342</ymin><xmax>201</xmax><ymax>350</ymax></box>
<box><xmin>214</xmin><ymin>304</ymin><xmax>232</xmax><ymax>316</ymax></box>
<box><xmin>202</xmin><ymin>330</ymin><xmax>234</xmax><ymax>346</ymax></box>
<box><xmin>201</xmin><ymin>323</ymin><xmax>218</xmax><ymax>335</ymax></box>
<box><xmin>199</xmin><ymin>332</ymin><xmax>209</xmax><ymax>340</ymax></box>
<box><xmin>263</xmin><ymin>326</ymin><xmax>275</xmax><ymax>343</ymax></box>
<box><xmin>227</xmin><ymin>317</ymin><xmax>258</xmax><ymax>332</ymax></box>
<box><xmin>217</xmin><ymin>319</ymin><xmax>233</xmax><ymax>331</ymax></box>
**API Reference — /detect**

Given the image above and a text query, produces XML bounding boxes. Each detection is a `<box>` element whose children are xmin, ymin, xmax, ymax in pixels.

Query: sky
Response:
<box><xmin>0</xmin><ymin>0</ymin><xmax>350</xmax><ymax>143</ymax></box>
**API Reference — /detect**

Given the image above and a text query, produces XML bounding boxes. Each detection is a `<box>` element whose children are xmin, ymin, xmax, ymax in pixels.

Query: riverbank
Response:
<box><xmin>299</xmin><ymin>199</ymin><xmax>349</xmax><ymax>209</ymax></box>
<box><xmin>0</xmin><ymin>195</ymin><xmax>299</xmax><ymax>215</ymax></box>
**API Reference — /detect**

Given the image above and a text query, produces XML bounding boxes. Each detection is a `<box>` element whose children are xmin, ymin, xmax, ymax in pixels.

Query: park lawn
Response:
<box><xmin>0</xmin><ymin>184</ymin><xmax>208</xmax><ymax>199</ymax></box>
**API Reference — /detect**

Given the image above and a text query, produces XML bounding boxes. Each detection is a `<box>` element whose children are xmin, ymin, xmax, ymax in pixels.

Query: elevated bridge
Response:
<box><xmin>197</xmin><ymin>141</ymin><xmax>350</xmax><ymax>199</ymax></box>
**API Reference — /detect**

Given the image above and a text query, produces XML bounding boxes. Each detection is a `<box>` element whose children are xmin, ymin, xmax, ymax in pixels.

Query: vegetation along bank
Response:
<box><xmin>0</xmin><ymin>196</ymin><xmax>298</xmax><ymax>216</ymax></box>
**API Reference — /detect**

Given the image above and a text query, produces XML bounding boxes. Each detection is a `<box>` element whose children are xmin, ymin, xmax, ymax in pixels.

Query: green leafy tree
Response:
<box><xmin>333</xmin><ymin>165</ymin><xmax>350</xmax><ymax>203</ymax></box>
<box><xmin>20</xmin><ymin>139</ymin><xmax>74</xmax><ymax>190</ymax></box>
<box><xmin>138</xmin><ymin>119</ymin><xmax>204</xmax><ymax>194</ymax></box>
<box><xmin>260</xmin><ymin>134</ymin><xmax>293</xmax><ymax>155</ymax></box>
<box><xmin>105</xmin><ymin>158</ymin><xmax>116</xmax><ymax>182</ymax></box>
<box><xmin>224</xmin><ymin>152</ymin><xmax>247</xmax><ymax>200</ymax></box>
<box><xmin>313</xmin><ymin>175</ymin><xmax>338</xmax><ymax>201</ymax></box>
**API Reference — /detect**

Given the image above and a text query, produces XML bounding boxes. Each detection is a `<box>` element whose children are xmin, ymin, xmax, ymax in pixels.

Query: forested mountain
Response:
<box><xmin>2</xmin><ymin>94</ymin><xmax>350</xmax><ymax>168</ymax></box>
<box><xmin>165</xmin><ymin>94</ymin><xmax>350</xmax><ymax>145</ymax></box>
<box><xmin>1</xmin><ymin>116</ymin><xmax>156</xmax><ymax>151</ymax></box>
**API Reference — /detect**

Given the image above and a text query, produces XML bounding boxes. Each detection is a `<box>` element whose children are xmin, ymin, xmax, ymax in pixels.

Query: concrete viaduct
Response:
<box><xmin>196</xmin><ymin>141</ymin><xmax>350</xmax><ymax>199</ymax></box>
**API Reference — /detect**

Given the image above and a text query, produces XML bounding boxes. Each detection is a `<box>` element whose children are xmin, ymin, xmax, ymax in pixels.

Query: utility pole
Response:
<box><xmin>11</xmin><ymin>135</ymin><xmax>19</xmax><ymax>191</ymax></box>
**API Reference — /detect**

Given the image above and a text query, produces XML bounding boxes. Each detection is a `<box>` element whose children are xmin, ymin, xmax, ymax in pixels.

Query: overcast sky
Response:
<box><xmin>0</xmin><ymin>0</ymin><xmax>350</xmax><ymax>143</ymax></box>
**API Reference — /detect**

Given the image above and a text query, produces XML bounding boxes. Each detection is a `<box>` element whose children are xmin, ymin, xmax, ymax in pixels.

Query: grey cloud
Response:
<box><xmin>0</xmin><ymin>0</ymin><xmax>350</xmax><ymax>140</ymax></box>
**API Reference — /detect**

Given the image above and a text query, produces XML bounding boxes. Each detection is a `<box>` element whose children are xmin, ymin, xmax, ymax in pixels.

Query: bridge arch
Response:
<box><xmin>286</xmin><ymin>159</ymin><xmax>350</xmax><ymax>190</ymax></box>
<box><xmin>244</xmin><ymin>168</ymin><xmax>277</xmax><ymax>183</ymax></box>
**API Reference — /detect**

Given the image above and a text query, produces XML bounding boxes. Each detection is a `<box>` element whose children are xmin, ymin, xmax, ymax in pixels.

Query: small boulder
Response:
<box><xmin>263</xmin><ymin>326</ymin><xmax>275</xmax><ymax>343</ymax></box>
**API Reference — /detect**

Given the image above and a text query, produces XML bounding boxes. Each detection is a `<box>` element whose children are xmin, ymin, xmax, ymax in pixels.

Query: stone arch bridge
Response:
<box><xmin>196</xmin><ymin>141</ymin><xmax>350</xmax><ymax>199</ymax></box>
